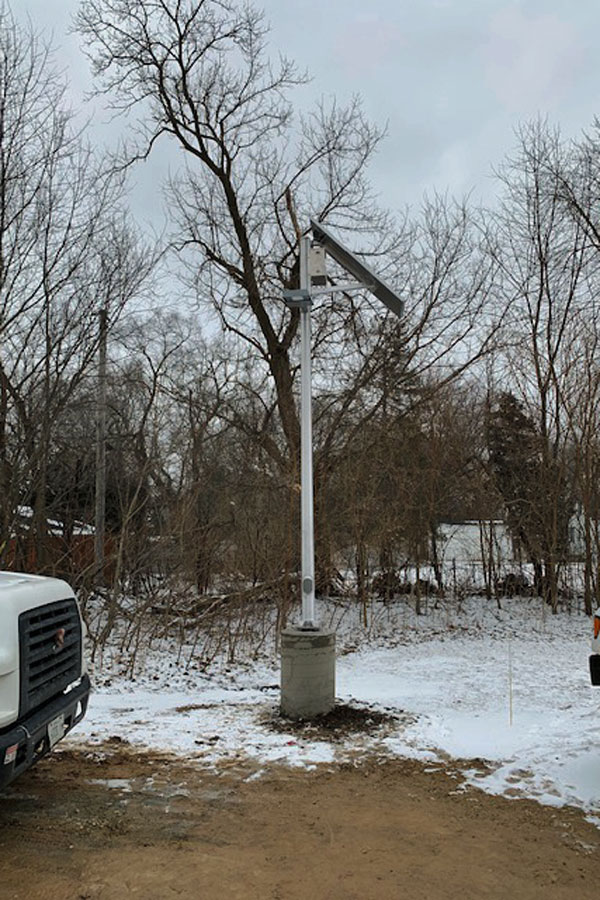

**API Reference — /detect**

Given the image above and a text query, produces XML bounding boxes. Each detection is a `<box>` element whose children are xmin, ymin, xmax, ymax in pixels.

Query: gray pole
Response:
<box><xmin>299</xmin><ymin>236</ymin><xmax>316</xmax><ymax>628</ymax></box>
<box><xmin>94</xmin><ymin>307</ymin><xmax>107</xmax><ymax>583</ymax></box>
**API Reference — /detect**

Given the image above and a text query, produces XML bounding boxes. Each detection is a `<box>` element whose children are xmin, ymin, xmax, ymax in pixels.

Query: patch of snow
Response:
<box><xmin>87</xmin><ymin>778</ymin><xmax>133</xmax><ymax>791</ymax></box>
<box><xmin>67</xmin><ymin>596</ymin><xmax>600</xmax><ymax>821</ymax></box>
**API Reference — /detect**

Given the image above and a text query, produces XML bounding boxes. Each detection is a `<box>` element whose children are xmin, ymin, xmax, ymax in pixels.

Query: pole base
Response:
<box><xmin>280</xmin><ymin>627</ymin><xmax>335</xmax><ymax>719</ymax></box>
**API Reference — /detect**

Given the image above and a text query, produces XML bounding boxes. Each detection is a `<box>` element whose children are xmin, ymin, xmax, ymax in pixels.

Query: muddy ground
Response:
<box><xmin>1</xmin><ymin>742</ymin><xmax>599</xmax><ymax>900</ymax></box>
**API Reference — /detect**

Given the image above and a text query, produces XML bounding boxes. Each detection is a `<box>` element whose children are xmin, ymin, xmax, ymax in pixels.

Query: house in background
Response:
<box><xmin>436</xmin><ymin>521</ymin><xmax>513</xmax><ymax>567</ymax></box>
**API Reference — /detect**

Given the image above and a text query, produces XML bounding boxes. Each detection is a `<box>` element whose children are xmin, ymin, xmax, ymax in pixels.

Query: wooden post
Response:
<box><xmin>94</xmin><ymin>308</ymin><xmax>108</xmax><ymax>583</ymax></box>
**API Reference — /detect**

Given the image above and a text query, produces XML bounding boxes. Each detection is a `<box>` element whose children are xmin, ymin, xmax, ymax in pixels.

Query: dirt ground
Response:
<box><xmin>1</xmin><ymin>742</ymin><xmax>599</xmax><ymax>900</ymax></box>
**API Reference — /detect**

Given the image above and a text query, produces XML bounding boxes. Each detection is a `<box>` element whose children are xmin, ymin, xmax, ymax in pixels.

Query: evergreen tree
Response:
<box><xmin>487</xmin><ymin>392</ymin><xmax>571</xmax><ymax>607</ymax></box>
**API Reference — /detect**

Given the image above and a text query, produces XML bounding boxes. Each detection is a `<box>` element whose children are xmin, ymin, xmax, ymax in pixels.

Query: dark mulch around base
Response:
<box><xmin>263</xmin><ymin>702</ymin><xmax>410</xmax><ymax>741</ymax></box>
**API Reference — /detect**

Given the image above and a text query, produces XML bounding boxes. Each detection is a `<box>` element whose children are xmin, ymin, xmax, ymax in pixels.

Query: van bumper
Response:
<box><xmin>0</xmin><ymin>674</ymin><xmax>90</xmax><ymax>790</ymax></box>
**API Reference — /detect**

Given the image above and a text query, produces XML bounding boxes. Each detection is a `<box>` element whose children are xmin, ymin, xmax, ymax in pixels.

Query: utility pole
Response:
<box><xmin>94</xmin><ymin>308</ymin><xmax>108</xmax><ymax>583</ymax></box>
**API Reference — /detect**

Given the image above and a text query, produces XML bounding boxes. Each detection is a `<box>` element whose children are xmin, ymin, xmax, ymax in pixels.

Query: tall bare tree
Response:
<box><xmin>76</xmin><ymin>0</ymin><xmax>506</xmax><ymax>607</ymax></box>
<box><xmin>0</xmin><ymin>5</ymin><xmax>158</xmax><ymax>569</ymax></box>
<box><xmin>487</xmin><ymin>122</ymin><xmax>596</xmax><ymax>609</ymax></box>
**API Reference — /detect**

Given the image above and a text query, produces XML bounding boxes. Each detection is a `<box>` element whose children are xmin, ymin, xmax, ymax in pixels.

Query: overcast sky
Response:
<box><xmin>17</xmin><ymin>0</ymin><xmax>600</xmax><ymax>227</ymax></box>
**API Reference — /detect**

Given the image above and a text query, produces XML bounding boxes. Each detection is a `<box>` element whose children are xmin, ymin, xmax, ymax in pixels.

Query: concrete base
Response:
<box><xmin>280</xmin><ymin>627</ymin><xmax>335</xmax><ymax>719</ymax></box>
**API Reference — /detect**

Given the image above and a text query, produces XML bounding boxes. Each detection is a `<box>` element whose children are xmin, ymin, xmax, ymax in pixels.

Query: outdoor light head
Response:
<box><xmin>310</xmin><ymin>219</ymin><xmax>404</xmax><ymax>318</ymax></box>
<box><xmin>282</xmin><ymin>288</ymin><xmax>312</xmax><ymax>310</ymax></box>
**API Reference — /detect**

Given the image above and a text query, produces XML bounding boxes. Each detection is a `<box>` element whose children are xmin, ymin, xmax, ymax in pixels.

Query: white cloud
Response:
<box><xmin>483</xmin><ymin>6</ymin><xmax>582</xmax><ymax>114</ymax></box>
<box><xmin>433</xmin><ymin>139</ymin><xmax>472</xmax><ymax>195</ymax></box>
<box><xmin>333</xmin><ymin>14</ymin><xmax>406</xmax><ymax>76</ymax></box>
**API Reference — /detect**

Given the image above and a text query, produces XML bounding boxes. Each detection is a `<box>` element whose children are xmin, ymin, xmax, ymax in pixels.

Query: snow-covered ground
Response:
<box><xmin>66</xmin><ymin>597</ymin><xmax>600</xmax><ymax>823</ymax></box>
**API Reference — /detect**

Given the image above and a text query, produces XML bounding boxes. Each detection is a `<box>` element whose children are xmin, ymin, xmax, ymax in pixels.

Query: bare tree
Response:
<box><xmin>486</xmin><ymin>122</ymin><xmax>596</xmax><ymax>610</ymax></box>
<box><xmin>0</xmin><ymin>5</ymin><xmax>158</xmax><ymax>569</ymax></box>
<box><xmin>76</xmin><ymin>0</ymin><xmax>509</xmax><ymax>618</ymax></box>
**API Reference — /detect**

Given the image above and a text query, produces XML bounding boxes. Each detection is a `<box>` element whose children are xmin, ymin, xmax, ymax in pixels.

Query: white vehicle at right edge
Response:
<box><xmin>590</xmin><ymin>607</ymin><xmax>600</xmax><ymax>685</ymax></box>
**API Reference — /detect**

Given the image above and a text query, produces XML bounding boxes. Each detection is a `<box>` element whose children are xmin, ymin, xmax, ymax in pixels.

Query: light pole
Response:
<box><xmin>284</xmin><ymin>236</ymin><xmax>316</xmax><ymax>628</ymax></box>
<box><xmin>280</xmin><ymin>220</ymin><xmax>404</xmax><ymax>719</ymax></box>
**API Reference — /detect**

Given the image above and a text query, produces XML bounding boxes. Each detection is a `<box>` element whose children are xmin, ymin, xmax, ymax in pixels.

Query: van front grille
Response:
<box><xmin>18</xmin><ymin>600</ymin><xmax>82</xmax><ymax>717</ymax></box>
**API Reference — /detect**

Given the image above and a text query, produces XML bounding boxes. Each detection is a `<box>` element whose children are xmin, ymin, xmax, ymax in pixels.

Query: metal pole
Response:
<box><xmin>299</xmin><ymin>236</ymin><xmax>316</xmax><ymax>628</ymax></box>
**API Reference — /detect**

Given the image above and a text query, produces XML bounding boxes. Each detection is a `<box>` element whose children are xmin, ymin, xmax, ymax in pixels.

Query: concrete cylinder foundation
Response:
<box><xmin>280</xmin><ymin>627</ymin><xmax>335</xmax><ymax>719</ymax></box>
